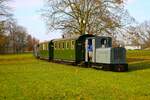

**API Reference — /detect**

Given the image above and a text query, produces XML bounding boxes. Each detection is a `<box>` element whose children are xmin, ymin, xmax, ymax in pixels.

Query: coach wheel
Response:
<box><xmin>114</xmin><ymin>65</ymin><xmax>128</xmax><ymax>72</ymax></box>
<box><xmin>102</xmin><ymin>64</ymin><xmax>112</xmax><ymax>71</ymax></box>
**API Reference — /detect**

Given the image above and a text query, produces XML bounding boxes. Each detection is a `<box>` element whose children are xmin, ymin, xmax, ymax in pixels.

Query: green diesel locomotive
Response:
<box><xmin>34</xmin><ymin>34</ymin><xmax>128</xmax><ymax>72</ymax></box>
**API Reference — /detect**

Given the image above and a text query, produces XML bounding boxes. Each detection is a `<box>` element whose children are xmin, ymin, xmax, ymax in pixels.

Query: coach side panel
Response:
<box><xmin>39</xmin><ymin>42</ymin><xmax>49</xmax><ymax>59</ymax></box>
<box><xmin>53</xmin><ymin>40</ymin><xmax>76</xmax><ymax>61</ymax></box>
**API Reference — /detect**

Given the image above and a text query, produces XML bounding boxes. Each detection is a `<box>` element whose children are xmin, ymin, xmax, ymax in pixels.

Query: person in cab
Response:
<box><xmin>88</xmin><ymin>39</ymin><xmax>93</xmax><ymax>62</ymax></box>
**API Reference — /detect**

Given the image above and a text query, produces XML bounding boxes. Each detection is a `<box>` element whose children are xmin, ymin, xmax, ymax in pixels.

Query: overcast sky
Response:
<box><xmin>9</xmin><ymin>0</ymin><xmax>150</xmax><ymax>42</ymax></box>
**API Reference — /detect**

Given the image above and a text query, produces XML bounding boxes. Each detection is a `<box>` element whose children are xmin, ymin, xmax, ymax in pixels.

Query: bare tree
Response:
<box><xmin>0</xmin><ymin>0</ymin><xmax>12</xmax><ymax>21</ymax></box>
<box><xmin>136</xmin><ymin>21</ymin><xmax>150</xmax><ymax>48</ymax></box>
<box><xmin>9</xmin><ymin>23</ymin><xmax>28</xmax><ymax>53</ymax></box>
<box><xmin>1</xmin><ymin>20</ymin><xmax>27</xmax><ymax>53</ymax></box>
<box><xmin>0</xmin><ymin>0</ymin><xmax>12</xmax><ymax>53</ymax></box>
<box><xmin>0</xmin><ymin>0</ymin><xmax>39</xmax><ymax>54</ymax></box>
<box><xmin>125</xmin><ymin>21</ymin><xmax>150</xmax><ymax>49</ymax></box>
<box><xmin>0</xmin><ymin>21</ymin><xmax>6</xmax><ymax>41</ymax></box>
<box><xmin>26</xmin><ymin>35</ymin><xmax>39</xmax><ymax>51</ymax></box>
<box><xmin>42</xmin><ymin>0</ymin><xmax>133</xmax><ymax>37</ymax></box>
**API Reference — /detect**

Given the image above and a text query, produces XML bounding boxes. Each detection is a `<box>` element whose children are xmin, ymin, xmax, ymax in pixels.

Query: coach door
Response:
<box><xmin>85</xmin><ymin>38</ymin><xmax>95</xmax><ymax>63</ymax></box>
<box><xmin>49</xmin><ymin>41</ymin><xmax>54</xmax><ymax>60</ymax></box>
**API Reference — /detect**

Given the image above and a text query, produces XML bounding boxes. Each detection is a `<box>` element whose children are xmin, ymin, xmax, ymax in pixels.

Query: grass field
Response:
<box><xmin>0</xmin><ymin>50</ymin><xmax>150</xmax><ymax>100</ymax></box>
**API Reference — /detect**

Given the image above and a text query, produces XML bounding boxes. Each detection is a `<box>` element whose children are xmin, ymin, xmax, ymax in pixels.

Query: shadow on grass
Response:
<box><xmin>128</xmin><ymin>60</ymin><xmax>150</xmax><ymax>72</ymax></box>
<box><xmin>127</xmin><ymin>58</ymin><xmax>146</xmax><ymax>63</ymax></box>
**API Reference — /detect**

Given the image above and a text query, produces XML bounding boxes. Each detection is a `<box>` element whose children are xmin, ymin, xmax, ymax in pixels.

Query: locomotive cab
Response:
<box><xmin>85</xmin><ymin>36</ymin><xmax>128</xmax><ymax>71</ymax></box>
<box><xmin>85</xmin><ymin>36</ymin><xmax>112</xmax><ymax>63</ymax></box>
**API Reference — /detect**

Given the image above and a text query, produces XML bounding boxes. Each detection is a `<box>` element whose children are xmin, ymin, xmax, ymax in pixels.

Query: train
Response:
<box><xmin>33</xmin><ymin>34</ymin><xmax>128</xmax><ymax>72</ymax></box>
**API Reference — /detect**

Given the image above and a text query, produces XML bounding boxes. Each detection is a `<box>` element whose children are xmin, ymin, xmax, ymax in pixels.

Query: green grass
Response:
<box><xmin>0</xmin><ymin>51</ymin><xmax>150</xmax><ymax>100</ymax></box>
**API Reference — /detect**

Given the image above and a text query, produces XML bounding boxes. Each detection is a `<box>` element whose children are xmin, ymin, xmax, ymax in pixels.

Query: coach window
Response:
<box><xmin>45</xmin><ymin>44</ymin><xmax>47</xmax><ymax>50</ymax></box>
<box><xmin>71</xmin><ymin>41</ymin><xmax>75</xmax><ymax>49</ymax></box>
<box><xmin>41</xmin><ymin>44</ymin><xmax>42</xmax><ymax>50</ymax></box>
<box><xmin>57</xmin><ymin>42</ymin><xmax>58</xmax><ymax>49</ymax></box>
<box><xmin>59</xmin><ymin>43</ymin><xmax>61</xmax><ymax>49</ymax></box>
<box><xmin>54</xmin><ymin>42</ymin><xmax>56</xmax><ymax>49</ymax></box>
<box><xmin>57</xmin><ymin>42</ymin><xmax>59</xmax><ymax>49</ymax></box>
<box><xmin>62</xmin><ymin>42</ymin><xmax>65</xmax><ymax>49</ymax></box>
<box><xmin>56</xmin><ymin>42</ymin><xmax>58</xmax><ymax>49</ymax></box>
<box><xmin>66</xmin><ymin>42</ymin><xmax>68</xmax><ymax>49</ymax></box>
<box><xmin>66</xmin><ymin>41</ymin><xmax>69</xmax><ymax>49</ymax></box>
<box><xmin>40</xmin><ymin>45</ymin><xmax>42</xmax><ymax>50</ymax></box>
<box><xmin>46</xmin><ymin>43</ymin><xmax>48</xmax><ymax>50</ymax></box>
<box><xmin>60</xmin><ymin>42</ymin><xmax>62</xmax><ymax>49</ymax></box>
<box><xmin>41</xmin><ymin>45</ymin><xmax>43</xmax><ymax>50</ymax></box>
<box><xmin>44</xmin><ymin>43</ymin><xmax>47</xmax><ymax>50</ymax></box>
<box><xmin>44</xmin><ymin>44</ymin><xmax>46</xmax><ymax>50</ymax></box>
<box><xmin>43</xmin><ymin>44</ymin><xmax>45</xmax><ymax>50</ymax></box>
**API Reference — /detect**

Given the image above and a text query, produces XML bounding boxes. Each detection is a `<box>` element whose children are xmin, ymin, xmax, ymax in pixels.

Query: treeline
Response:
<box><xmin>0</xmin><ymin>0</ymin><xmax>39</xmax><ymax>54</ymax></box>
<box><xmin>126</xmin><ymin>21</ymin><xmax>150</xmax><ymax>49</ymax></box>
<box><xmin>0</xmin><ymin>20</ymin><xmax>39</xmax><ymax>54</ymax></box>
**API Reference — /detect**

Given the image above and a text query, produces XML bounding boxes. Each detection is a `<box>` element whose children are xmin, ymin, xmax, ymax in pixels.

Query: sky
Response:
<box><xmin>126</xmin><ymin>0</ymin><xmax>150</xmax><ymax>23</ymax></box>
<box><xmin>8</xmin><ymin>0</ymin><xmax>150</xmax><ymax>42</ymax></box>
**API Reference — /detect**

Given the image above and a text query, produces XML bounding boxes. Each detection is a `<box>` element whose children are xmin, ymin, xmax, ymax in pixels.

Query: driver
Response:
<box><xmin>88</xmin><ymin>39</ymin><xmax>93</xmax><ymax>61</ymax></box>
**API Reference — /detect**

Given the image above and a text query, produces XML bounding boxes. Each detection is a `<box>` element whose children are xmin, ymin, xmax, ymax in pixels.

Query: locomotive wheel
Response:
<box><xmin>113</xmin><ymin>64</ymin><xmax>128</xmax><ymax>72</ymax></box>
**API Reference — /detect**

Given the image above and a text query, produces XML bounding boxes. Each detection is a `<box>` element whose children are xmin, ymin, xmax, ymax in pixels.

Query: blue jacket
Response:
<box><xmin>88</xmin><ymin>45</ymin><xmax>93</xmax><ymax>52</ymax></box>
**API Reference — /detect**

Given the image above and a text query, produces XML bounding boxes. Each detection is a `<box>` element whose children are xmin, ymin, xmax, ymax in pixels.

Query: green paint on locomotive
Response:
<box><xmin>111</xmin><ymin>47</ymin><xmax>126</xmax><ymax>64</ymax></box>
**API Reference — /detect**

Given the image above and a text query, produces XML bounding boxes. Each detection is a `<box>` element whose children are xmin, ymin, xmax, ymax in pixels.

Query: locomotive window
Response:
<box><xmin>101</xmin><ymin>39</ymin><xmax>107</xmax><ymax>48</ymax></box>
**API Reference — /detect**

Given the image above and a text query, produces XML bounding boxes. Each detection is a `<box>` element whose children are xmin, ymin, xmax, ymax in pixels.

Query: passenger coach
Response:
<box><xmin>34</xmin><ymin>34</ymin><xmax>128</xmax><ymax>72</ymax></box>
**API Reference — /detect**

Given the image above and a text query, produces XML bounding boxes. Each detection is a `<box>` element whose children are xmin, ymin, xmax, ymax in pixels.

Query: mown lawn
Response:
<box><xmin>0</xmin><ymin>51</ymin><xmax>150</xmax><ymax>100</ymax></box>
